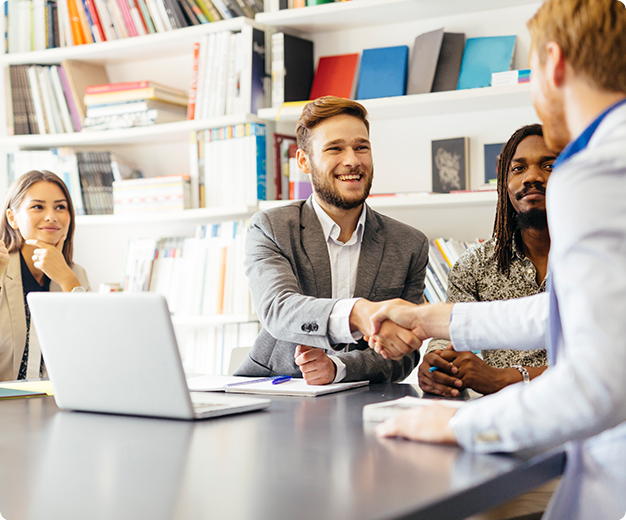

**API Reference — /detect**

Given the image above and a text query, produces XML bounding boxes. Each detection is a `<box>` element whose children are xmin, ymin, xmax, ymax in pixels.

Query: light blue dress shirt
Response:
<box><xmin>448</xmin><ymin>99</ymin><xmax>626</xmax><ymax>520</ymax></box>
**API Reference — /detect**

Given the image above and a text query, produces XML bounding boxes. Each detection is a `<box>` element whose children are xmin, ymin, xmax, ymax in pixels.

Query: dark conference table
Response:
<box><xmin>0</xmin><ymin>383</ymin><xmax>564</xmax><ymax>520</ymax></box>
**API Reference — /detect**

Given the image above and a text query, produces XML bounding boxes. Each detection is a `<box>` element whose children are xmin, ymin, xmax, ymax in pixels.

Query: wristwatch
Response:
<box><xmin>512</xmin><ymin>365</ymin><xmax>530</xmax><ymax>384</ymax></box>
<box><xmin>71</xmin><ymin>286</ymin><xmax>86</xmax><ymax>293</ymax></box>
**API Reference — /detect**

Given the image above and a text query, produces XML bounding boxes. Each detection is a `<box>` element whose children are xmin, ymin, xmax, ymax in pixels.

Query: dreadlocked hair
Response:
<box><xmin>493</xmin><ymin>123</ymin><xmax>544</xmax><ymax>274</ymax></box>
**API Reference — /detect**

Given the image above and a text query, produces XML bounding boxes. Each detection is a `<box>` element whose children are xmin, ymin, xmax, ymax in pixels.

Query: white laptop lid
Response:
<box><xmin>27</xmin><ymin>292</ymin><xmax>269</xmax><ymax>420</ymax></box>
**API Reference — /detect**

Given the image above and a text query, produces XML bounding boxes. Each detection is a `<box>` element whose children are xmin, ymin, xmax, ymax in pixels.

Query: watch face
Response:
<box><xmin>71</xmin><ymin>286</ymin><xmax>86</xmax><ymax>293</ymax></box>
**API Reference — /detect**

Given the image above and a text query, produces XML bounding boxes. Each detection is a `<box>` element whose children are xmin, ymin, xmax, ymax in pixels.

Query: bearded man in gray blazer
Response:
<box><xmin>234</xmin><ymin>96</ymin><xmax>429</xmax><ymax>384</ymax></box>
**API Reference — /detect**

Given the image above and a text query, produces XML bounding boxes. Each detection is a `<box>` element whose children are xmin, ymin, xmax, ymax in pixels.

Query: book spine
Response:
<box><xmin>106</xmin><ymin>0</ymin><xmax>128</xmax><ymax>37</ymax></box>
<box><xmin>75</xmin><ymin>0</ymin><xmax>95</xmax><ymax>43</ymax></box>
<box><xmin>192</xmin><ymin>0</ymin><xmax>212</xmax><ymax>22</ymax></box>
<box><xmin>177</xmin><ymin>0</ymin><xmax>199</xmax><ymax>25</ymax></box>
<box><xmin>115</xmin><ymin>0</ymin><xmax>138</xmax><ymax>36</ymax></box>
<box><xmin>56</xmin><ymin>0</ymin><xmax>73</xmax><ymax>46</ymax></box>
<box><xmin>153</xmin><ymin>0</ymin><xmax>172</xmax><ymax>30</ymax></box>
<box><xmin>128</xmin><ymin>2</ymin><xmax>148</xmax><ymax>35</ymax></box>
<box><xmin>57</xmin><ymin>65</ymin><xmax>82</xmax><ymax>131</ymax></box>
<box><xmin>66</xmin><ymin>0</ymin><xmax>86</xmax><ymax>45</ymax></box>
<box><xmin>187</xmin><ymin>42</ymin><xmax>200</xmax><ymax>120</ymax></box>
<box><xmin>84</xmin><ymin>0</ymin><xmax>106</xmax><ymax>41</ymax></box>
<box><xmin>135</xmin><ymin>0</ymin><xmax>156</xmax><ymax>32</ymax></box>
<box><xmin>91</xmin><ymin>0</ymin><xmax>116</xmax><ymax>40</ymax></box>
<box><xmin>144</xmin><ymin>0</ymin><xmax>166</xmax><ymax>31</ymax></box>
<box><xmin>49</xmin><ymin>66</ymin><xmax>74</xmax><ymax>133</ymax></box>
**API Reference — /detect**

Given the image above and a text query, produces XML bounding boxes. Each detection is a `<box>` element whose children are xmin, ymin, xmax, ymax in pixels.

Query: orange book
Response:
<box><xmin>66</xmin><ymin>0</ymin><xmax>86</xmax><ymax>45</ymax></box>
<box><xmin>187</xmin><ymin>42</ymin><xmax>201</xmax><ymax>120</ymax></box>
<box><xmin>216</xmin><ymin>246</ymin><xmax>227</xmax><ymax>314</ymax></box>
<box><xmin>74</xmin><ymin>0</ymin><xmax>95</xmax><ymax>44</ymax></box>
<box><xmin>309</xmin><ymin>53</ymin><xmax>359</xmax><ymax>100</ymax></box>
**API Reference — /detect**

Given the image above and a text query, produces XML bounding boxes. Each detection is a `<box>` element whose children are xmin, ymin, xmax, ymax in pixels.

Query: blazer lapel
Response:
<box><xmin>354</xmin><ymin>205</ymin><xmax>385</xmax><ymax>299</ymax></box>
<box><xmin>300</xmin><ymin>198</ymin><xmax>332</xmax><ymax>298</ymax></box>
<box><xmin>3</xmin><ymin>253</ymin><xmax>27</xmax><ymax>377</ymax></box>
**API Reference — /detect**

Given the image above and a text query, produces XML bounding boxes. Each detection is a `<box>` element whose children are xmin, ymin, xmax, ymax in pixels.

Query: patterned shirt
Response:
<box><xmin>428</xmin><ymin>235</ymin><xmax>547</xmax><ymax>368</ymax></box>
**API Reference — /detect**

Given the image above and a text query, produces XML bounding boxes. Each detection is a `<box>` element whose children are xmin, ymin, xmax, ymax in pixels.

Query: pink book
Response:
<box><xmin>57</xmin><ymin>66</ymin><xmax>82</xmax><ymax>132</ymax></box>
<box><xmin>116</xmin><ymin>0</ymin><xmax>138</xmax><ymax>37</ymax></box>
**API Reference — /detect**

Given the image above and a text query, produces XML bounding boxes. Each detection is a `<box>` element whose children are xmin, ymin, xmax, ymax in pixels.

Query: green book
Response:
<box><xmin>306</xmin><ymin>0</ymin><xmax>334</xmax><ymax>5</ymax></box>
<box><xmin>0</xmin><ymin>387</ymin><xmax>48</xmax><ymax>400</ymax></box>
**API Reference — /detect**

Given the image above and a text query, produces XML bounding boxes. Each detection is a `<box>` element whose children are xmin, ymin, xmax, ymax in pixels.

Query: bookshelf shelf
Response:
<box><xmin>257</xmin><ymin>84</ymin><xmax>532</xmax><ymax>122</ymax></box>
<box><xmin>0</xmin><ymin>18</ymin><xmax>265</xmax><ymax>66</ymax></box>
<box><xmin>75</xmin><ymin>205</ymin><xmax>257</xmax><ymax>226</ymax></box>
<box><xmin>255</xmin><ymin>0</ymin><xmax>539</xmax><ymax>33</ymax></box>
<box><xmin>259</xmin><ymin>191</ymin><xmax>497</xmax><ymax>212</ymax></box>
<box><xmin>172</xmin><ymin>314</ymin><xmax>258</xmax><ymax>326</ymax></box>
<box><xmin>0</xmin><ymin>114</ymin><xmax>266</xmax><ymax>148</ymax></box>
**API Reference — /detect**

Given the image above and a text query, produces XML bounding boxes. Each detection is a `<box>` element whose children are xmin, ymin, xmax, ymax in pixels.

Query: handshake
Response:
<box><xmin>349</xmin><ymin>299</ymin><xmax>455</xmax><ymax>360</ymax></box>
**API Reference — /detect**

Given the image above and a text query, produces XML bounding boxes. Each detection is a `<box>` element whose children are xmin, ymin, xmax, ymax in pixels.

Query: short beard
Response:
<box><xmin>310</xmin><ymin>162</ymin><xmax>373</xmax><ymax>211</ymax></box>
<box><xmin>516</xmin><ymin>208</ymin><xmax>548</xmax><ymax>230</ymax></box>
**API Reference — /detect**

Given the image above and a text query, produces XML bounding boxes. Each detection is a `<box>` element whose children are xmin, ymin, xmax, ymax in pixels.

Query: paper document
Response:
<box><xmin>225</xmin><ymin>378</ymin><xmax>368</xmax><ymax>397</ymax></box>
<box><xmin>363</xmin><ymin>396</ymin><xmax>466</xmax><ymax>422</ymax></box>
<box><xmin>0</xmin><ymin>380</ymin><xmax>54</xmax><ymax>395</ymax></box>
<box><xmin>187</xmin><ymin>374</ymin><xmax>368</xmax><ymax>397</ymax></box>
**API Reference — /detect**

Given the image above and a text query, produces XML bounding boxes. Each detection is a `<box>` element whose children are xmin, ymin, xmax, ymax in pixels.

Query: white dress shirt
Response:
<box><xmin>448</xmin><ymin>101</ymin><xmax>626</xmax><ymax>519</ymax></box>
<box><xmin>312</xmin><ymin>197</ymin><xmax>367</xmax><ymax>382</ymax></box>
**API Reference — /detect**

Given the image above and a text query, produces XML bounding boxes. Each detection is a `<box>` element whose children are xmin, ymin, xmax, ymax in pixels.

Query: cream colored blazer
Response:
<box><xmin>0</xmin><ymin>251</ymin><xmax>91</xmax><ymax>382</ymax></box>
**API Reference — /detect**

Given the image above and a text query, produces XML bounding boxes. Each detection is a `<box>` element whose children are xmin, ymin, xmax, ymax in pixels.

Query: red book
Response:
<box><xmin>84</xmin><ymin>0</ymin><xmax>107</xmax><ymax>42</ymax></box>
<box><xmin>187</xmin><ymin>42</ymin><xmax>200</xmax><ymax>120</ymax></box>
<box><xmin>85</xmin><ymin>80</ymin><xmax>180</xmax><ymax>95</ymax></box>
<box><xmin>309</xmin><ymin>53</ymin><xmax>359</xmax><ymax>100</ymax></box>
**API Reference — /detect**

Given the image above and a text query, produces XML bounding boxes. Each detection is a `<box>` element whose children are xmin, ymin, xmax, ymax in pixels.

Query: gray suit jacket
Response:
<box><xmin>234</xmin><ymin>197</ymin><xmax>429</xmax><ymax>382</ymax></box>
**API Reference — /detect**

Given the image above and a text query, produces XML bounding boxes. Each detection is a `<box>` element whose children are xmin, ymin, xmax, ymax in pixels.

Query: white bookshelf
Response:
<box><xmin>0</xmin><ymin>114</ymin><xmax>266</xmax><ymax>148</ymax></box>
<box><xmin>259</xmin><ymin>84</ymin><xmax>531</xmax><ymax>122</ymax></box>
<box><xmin>256</xmin><ymin>0</ymin><xmax>539</xmax><ymax>33</ymax></box>
<box><xmin>0</xmin><ymin>18</ymin><xmax>265</xmax><ymax>65</ymax></box>
<box><xmin>75</xmin><ymin>205</ymin><xmax>258</xmax><ymax>226</ymax></box>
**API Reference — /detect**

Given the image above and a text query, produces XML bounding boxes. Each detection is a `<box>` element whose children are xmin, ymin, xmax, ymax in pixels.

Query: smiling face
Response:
<box><xmin>507</xmin><ymin>134</ymin><xmax>556</xmax><ymax>227</ymax></box>
<box><xmin>7</xmin><ymin>181</ymin><xmax>71</xmax><ymax>247</ymax></box>
<box><xmin>297</xmin><ymin>114</ymin><xmax>373</xmax><ymax>211</ymax></box>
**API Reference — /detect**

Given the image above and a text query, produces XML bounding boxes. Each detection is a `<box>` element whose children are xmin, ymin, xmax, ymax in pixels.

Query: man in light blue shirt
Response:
<box><xmin>369</xmin><ymin>1</ymin><xmax>626</xmax><ymax>518</ymax></box>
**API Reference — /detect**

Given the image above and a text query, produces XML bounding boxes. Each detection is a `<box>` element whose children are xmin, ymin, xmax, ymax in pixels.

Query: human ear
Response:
<box><xmin>544</xmin><ymin>41</ymin><xmax>567</xmax><ymax>88</ymax></box>
<box><xmin>6</xmin><ymin>209</ymin><xmax>18</xmax><ymax>230</ymax></box>
<box><xmin>296</xmin><ymin>148</ymin><xmax>311</xmax><ymax>175</ymax></box>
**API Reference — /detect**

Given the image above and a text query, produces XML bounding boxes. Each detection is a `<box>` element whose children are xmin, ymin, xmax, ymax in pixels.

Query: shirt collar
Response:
<box><xmin>312</xmin><ymin>196</ymin><xmax>367</xmax><ymax>246</ymax></box>
<box><xmin>554</xmin><ymin>97</ymin><xmax>626</xmax><ymax>169</ymax></box>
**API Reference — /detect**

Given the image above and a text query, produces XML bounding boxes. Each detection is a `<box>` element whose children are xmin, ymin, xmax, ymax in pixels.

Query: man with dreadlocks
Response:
<box><xmin>419</xmin><ymin>124</ymin><xmax>556</xmax><ymax>397</ymax></box>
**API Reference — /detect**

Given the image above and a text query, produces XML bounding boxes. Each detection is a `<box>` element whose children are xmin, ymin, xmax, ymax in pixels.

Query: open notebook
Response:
<box><xmin>187</xmin><ymin>374</ymin><xmax>368</xmax><ymax>397</ymax></box>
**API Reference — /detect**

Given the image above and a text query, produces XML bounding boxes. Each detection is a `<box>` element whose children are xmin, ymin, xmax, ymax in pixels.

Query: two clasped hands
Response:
<box><xmin>364</xmin><ymin>298</ymin><xmax>460</xmax><ymax>445</ymax></box>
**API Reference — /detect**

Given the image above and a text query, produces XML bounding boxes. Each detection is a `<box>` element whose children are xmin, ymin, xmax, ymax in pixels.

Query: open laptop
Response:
<box><xmin>27</xmin><ymin>292</ymin><xmax>270</xmax><ymax>420</ymax></box>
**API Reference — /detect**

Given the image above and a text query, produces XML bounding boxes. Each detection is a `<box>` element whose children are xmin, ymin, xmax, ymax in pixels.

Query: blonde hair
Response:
<box><xmin>296</xmin><ymin>96</ymin><xmax>370</xmax><ymax>155</ymax></box>
<box><xmin>1</xmin><ymin>170</ymin><xmax>76</xmax><ymax>265</ymax></box>
<box><xmin>527</xmin><ymin>0</ymin><xmax>626</xmax><ymax>93</ymax></box>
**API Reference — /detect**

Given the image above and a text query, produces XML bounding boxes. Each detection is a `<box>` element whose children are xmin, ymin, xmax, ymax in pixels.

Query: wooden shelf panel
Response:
<box><xmin>0</xmin><ymin>114</ymin><xmax>265</xmax><ymax>148</ymax></box>
<box><xmin>0</xmin><ymin>18</ymin><xmax>264</xmax><ymax>66</ymax></box>
<box><xmin>256</xmin><ymin>0</ymin><xmax>540</xmax><ymax>33</ymax></box>
<box><xmin>258</xmin><ymin>84</ymin><xmax>531</xmax><ymax>122</ymax></box>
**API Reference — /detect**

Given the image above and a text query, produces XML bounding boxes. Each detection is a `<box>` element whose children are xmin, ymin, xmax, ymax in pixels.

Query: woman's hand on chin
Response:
<box><xmin>25</xmin><ymin>237</ymin><xmax>80</xmax><ymax>292</ymax></box>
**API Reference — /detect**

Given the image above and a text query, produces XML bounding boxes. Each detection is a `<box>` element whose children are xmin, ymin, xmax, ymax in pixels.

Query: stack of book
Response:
<box><xmin>120</xmin><ymin>220</ymin><xmax>253</xmax><ymax>317</ymax></box>
<box><xmin>5</xmin><ymin>0</ymin><xmax>263</xmax><ymax>53</ymax></box>
<box><xmin>7</xmin><ymin>148</ymin><xmax>141</xmax><ymax>215</ymax></box>
<box><xmin>8</xmin><ymin>64</ymin><xmax>83</xmax><ymax>135</ymax></box>
<box><xmin>82</xmin><ymin>81</ymin><xmax>188</xmax><ymax>130</ymax></box>
<box><xmin>113</xmin><ymin>175</ymin><xmax>191</xmax><ymax>214</ymax></box>
<box><xmin>424</xmin><ymin>237</ymin><xmax>481</xmax><ymax>303</ymax></box>
<box><xmin>190</xmin><ymin>122</ymin><xmax>266</xmax><ymax>208</ymax></box>
<box><xmin>187</xmin><ymin>27</ymin><xmax>265</xmax><ymax>120</ymax></box>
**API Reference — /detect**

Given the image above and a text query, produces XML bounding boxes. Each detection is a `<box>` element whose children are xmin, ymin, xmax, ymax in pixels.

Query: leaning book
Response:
<box><xmin>362</xmin><ymin>396</ymin><xmax>465</xmax><ymax>423</ymax></box>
